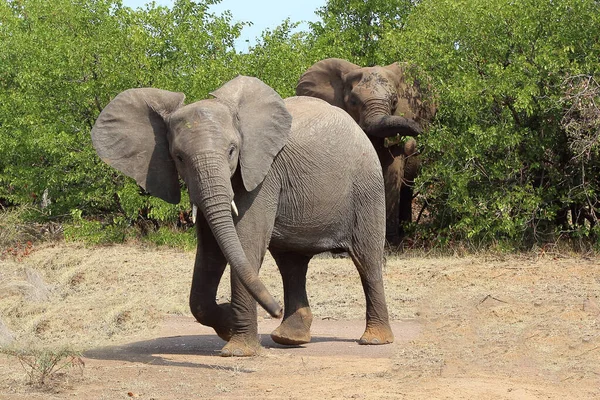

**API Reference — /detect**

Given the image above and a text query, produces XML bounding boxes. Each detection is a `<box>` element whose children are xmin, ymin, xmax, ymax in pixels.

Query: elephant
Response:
<box><xmin>91</xmin><ymin>76</ymin><xmax>394</xmax><ymax>356</ymax></box>
<box><xmin>297</xmin><ymin>58</ymin><xmax>436</xmax><ymax>245</ymax></box>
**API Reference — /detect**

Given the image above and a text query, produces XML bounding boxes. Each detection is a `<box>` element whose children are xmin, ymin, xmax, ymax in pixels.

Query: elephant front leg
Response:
<box><xmin>219</xmin><ymin>269</ymin><xmax>261</xmax><ymax>357</ymax></box>
<box><xmin>380</xmin><ymin>150</ymin><xmax>405</xmax><ymax>246</ymax></box>
<box><xmin>269</xmin><ymin>251</ymin><xmax>313</xmax><ymax>345</ymax></box>
<box><xmin>189</xmin><ymin>219</ymin><xmax>234</xmax><ymax>341</ymax></box>
<box><xmin>218</xmin><ymin>187</ymin><xmax>279</xmax><ymax>357</ymax></box>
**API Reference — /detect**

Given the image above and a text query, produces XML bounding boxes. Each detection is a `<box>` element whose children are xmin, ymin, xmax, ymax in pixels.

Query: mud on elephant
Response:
<box><xmin>91</xmin><ymin>76</ymin><xmax>394</xmax><ymax>356</ymax></box>
<box><xmin>297</xmin><ymin>58</ymin><xmax>436</xmax><ymax>245</ymax></box>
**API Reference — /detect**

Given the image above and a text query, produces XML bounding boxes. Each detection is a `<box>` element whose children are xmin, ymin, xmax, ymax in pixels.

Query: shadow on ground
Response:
<box><xmin>84</xmin><ymin>316</ymin><xmax>421</xmax><ymax>368</ymax></box>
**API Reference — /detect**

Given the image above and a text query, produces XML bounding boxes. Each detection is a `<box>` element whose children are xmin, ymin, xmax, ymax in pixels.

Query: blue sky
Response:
<box><xmin>121</xmin><ymin>0</ymin><xmax>325</xmax><ymax>51</ymax></box>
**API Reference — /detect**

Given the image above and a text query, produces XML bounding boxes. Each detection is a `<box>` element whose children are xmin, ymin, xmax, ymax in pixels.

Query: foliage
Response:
<box><xmin>0</xmin><ymin>0</ymin><xmax>242</xmax><ymax>226</ymax></box>
<box><xmin>239</xmin><ymin>19</ymin><xmax>316</xmax><ymax>98</ymax></box>
<box><xmin>310</xmin><ymin>0</ymin><xmax>417</xmax><ymax>66</ymax></box>
<box><xmin>63</xmin><ymin>209</ymin><xmax>127</xmax><ymax>245</ymax></box>
<box><xmin>1</xmin><ymin>0</ymin><xmax>600</xmax><ymax>249</ymax></box>
<box><xmin>393</xmin><ymin>0</ymin><xmax>600</xmax><ymax>246</ymax></box>
<box><xmin>144</xmin><ymin>226</ymin><xmax>197</xmax><ymax>251</ymax></box>
<box><xmin>1</xmin><ymin>346</ymin><xmax>84</xmax><ymax>386</ymax></box>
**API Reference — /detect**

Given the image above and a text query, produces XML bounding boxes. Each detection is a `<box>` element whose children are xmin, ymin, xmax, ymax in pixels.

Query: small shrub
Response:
<box><xmin>0</xmin><ymin>207</ymin><xmax>37</xmax><ymax>249</ymax></box>
<box><xmin>144</xmin><ymin>226</ymin><xmax>197</xmax><ymax>251</ymax></box>
<box><xmin>63</xmin><ymin>210</ymin><xmax>127</xmax><ymax>245</ymax></box>
<box><xmin>1</xmin><ymin>347</ymin><xmax>84</xmax><ymax>387</ymax></box>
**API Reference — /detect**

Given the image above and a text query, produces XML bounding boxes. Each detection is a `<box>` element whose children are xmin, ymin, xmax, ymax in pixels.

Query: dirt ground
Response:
<box><xmin>0</xmin><ymin>243</ymin><xmax>599</xmax><ymax>399</ymax></box>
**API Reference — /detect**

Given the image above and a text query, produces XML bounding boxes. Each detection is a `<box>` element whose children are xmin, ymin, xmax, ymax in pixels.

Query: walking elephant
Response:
<box><xmin>91</xmin><ymin>76</ymin><xmax>393</xmax><ymax>357</ymax></box>
<box><xmin>297</xmin><ymin>58</ymin><xmax>436</xmax><ymax>245</ymax></box>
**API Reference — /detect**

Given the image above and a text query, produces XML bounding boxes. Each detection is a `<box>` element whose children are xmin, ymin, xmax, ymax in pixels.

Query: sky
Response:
<box><xmin>121</xmin><ymin>0</ymin><xmax>326</xmax><ymax>51</ymax></box>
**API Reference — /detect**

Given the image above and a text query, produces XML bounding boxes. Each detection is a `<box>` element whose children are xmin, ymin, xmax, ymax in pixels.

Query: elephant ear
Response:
<box><xmin>296</xmin><ymin>58</ymin><xmax>360</xmax><ymax>110</ymax></box>
<box><xmin>91</xmin><ymin>88</ymin><xmax>185</xmax><ymax>204</ymax></box>
<box><xmin>385</xmin><ymin>62</ymin><xmax>437</xmax><ymax>123</ymax></box>
<box><xmin>210</xmin><ymin>76</ymin><xmax>292</xmax><ymax>192</ymax></box>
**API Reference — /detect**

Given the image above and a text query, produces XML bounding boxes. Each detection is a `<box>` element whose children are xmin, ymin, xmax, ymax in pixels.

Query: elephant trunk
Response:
<box><xmin>361</xmin><ymin>114</ymin><xmax>423</xmax><ymax>138</ymax></box>
<box><xmin>191</xmin><ymin>155</ymin><xmax>282</xmax><ymax>318</ymax></box>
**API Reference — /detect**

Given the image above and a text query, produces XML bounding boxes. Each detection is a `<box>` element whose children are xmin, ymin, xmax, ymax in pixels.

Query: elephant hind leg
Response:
<box><xmin>348</xmin><ymin>201</ymin><xmax>394</xmax><ymax>345</ymax></box>
<box><xmin>269</xmin><ymin>251</ymin><xmax>313</xmax><ymax>345</ymax></box>
<box><xmin>348</xmin><ymin>248</ymin><xmax>394</xmax><ymax>345</ymax></box>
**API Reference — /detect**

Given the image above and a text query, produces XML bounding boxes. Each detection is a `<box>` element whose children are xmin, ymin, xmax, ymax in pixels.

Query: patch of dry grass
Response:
<box><xmin>1</xmin><ymin>242</ymin><xmax>599</xmax><ymax>396</ymax></box>
<box><xmin>0</xmin><ymin>243</ymin><xmax>197</xmax><ymax>351</ymax></box>
<box><xmin>383</xmin><ymin>254</ymin><xmax>600</xmax><ymax>384</ymax></box>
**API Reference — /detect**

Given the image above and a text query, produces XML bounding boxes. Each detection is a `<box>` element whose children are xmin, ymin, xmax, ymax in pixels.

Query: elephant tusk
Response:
<box><xmin>192</xmin><ymin>204</ymin><xmax>198</xmax><ymax>224</ymax></box>
<box><xmin>231</xmin><ymin>200</ymin><xmax>239</xmax><ymax>217</ymax></box>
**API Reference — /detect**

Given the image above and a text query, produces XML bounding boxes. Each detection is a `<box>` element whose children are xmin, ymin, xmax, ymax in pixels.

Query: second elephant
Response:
<box><xmin>297</xmin><ymin>58</ymin><xmax>436</xmax><ymax>244</ymax></box>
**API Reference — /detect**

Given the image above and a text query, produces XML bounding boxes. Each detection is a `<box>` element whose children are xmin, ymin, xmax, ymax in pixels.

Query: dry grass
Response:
<box><xmin>0</xmin><ymin>242</ymin><xmax>599</xmax><ymax>398</ymax></box>
<box><xmin>0</xmin><ymin>243</ymin><xmax>194</xmax><ymax>351</ymax></box>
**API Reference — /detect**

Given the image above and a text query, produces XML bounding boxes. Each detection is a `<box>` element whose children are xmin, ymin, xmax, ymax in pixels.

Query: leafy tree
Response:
<box><xmin>0</xmin><ymin>0</ymin><xmax>244</xmax><ymax>227</ymax></box>
<box><xmin>393</xmin><ymin>0</ymin><xmax>600</xmax><ymax>245</ymax></box>
<box><xmin>310</xmin><ymin>0</ymin><xmax>416</xmax><ymax>66</ymax></box>
<box><xmin>0</xmin><ymin>0</ymin><xmax>131</xmax><ymax>218</ymax></box>
<box><xmin>238</xmin><ymin>19</ymin><xmax>316</xmax><ymax>98</ymax></box>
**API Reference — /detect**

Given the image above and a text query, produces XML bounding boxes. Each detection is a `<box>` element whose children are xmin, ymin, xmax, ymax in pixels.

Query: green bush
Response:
<box><xmin>392</xmin><ymin>0</ymin><xmax>600</xmax><ymax>247</ymax></box>
<box><xmin>0</xmin><ymin>0</ymin><xmax>243</xmax><ymax>226</ymax></box>
<box><xmin>63</xmin><ymin>210</ymin><xmax>127</xmax><ymax>245</ymax></box>
<box><xmin>144</xmin><ymin>227</ymin><xmax>197</xmax><ymax>251</ymax></box>
<box><xmin>2</xmin><ymin>0</ymin><xmax>600</xmax><ymax>250</ymax></box>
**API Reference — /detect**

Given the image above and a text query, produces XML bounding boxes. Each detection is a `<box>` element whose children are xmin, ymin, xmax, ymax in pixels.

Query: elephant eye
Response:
<box><xmin>228</xmin><ymin>145</ymin><xmax>236</xmax><ymax>160</ymax></box>
<box><xmin>176</xmin><ymin>154</ymin><xmax>184</xmax><ymax>163</ymax></box>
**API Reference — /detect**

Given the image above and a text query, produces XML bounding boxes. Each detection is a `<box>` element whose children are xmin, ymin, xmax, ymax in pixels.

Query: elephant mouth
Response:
<box><xmin>191</xmin><ymin>201</ymin><xmax>239</xmax><ymax>224</ymax></box>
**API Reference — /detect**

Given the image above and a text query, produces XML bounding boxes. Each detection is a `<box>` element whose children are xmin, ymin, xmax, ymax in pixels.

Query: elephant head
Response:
<box><xmin>296</xmin><ymin>58</ymin><xmax>435</xmax><ymax>139</ymax></box>
<box><xmin>91</xmin><ymin>76</ymin><xmax>290</xmax><ymax>318</ymax></box>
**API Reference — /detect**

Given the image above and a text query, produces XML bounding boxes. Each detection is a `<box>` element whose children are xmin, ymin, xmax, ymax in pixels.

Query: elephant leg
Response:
<box><xmin>220</xmin><ymin>191</ymin><xmax>277</xmax><ymax>357</ymax></box>
<box><xmin>189</xmin><ymin>216</ymin><xmax>234</xmax><ymax>342</ymax></box>
<box><xmin>219</xmin><ymin>265</ymin><xmax>262</xmax><ymax>357</ymax></box>
<box><xmin>349</xmin><ymin>251</ymin><xmax>394</xmax><ymax>345</ymax></box>
<box><xmin>398</xmin><ymin>184</ymin><xmax>413</xmax><ymax>226</ymax></box>
<box><xmin>348</xmin><ymin>197</ymin><xmax>394</xmax><ymax>345</ymax></box>
<box><xmin>377</xmin><ymin>144</ymin><xmax>405</xmax><ymax>246</ymax></box>
<box><xmin>269</xmin><ymin>251</ymin><xmax>313</xmax><ymax>345</ymax></box>
<box><xmin>398</xmin><ymin>139</ymin><xmax>419</xmax><ymax>235</ymax></box>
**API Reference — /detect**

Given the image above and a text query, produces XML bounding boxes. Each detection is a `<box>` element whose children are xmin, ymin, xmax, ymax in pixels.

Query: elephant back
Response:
<box><xmin>283</xmin><ymin>96</ymin><xmax>381</xmax><ymax>172</ymax></box>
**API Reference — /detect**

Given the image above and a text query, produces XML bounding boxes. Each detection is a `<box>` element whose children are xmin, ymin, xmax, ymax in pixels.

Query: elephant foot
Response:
<box><xmin>270</xmin><ymin>307</ymin><xmax>312</xmax><ymax>345</ymax></box>
<box><xmin>220</xmin><ymin>335</ymin><xmax>261</xmax><ymax>357</ymax></box>
<box><xmin>358</xmin><ymin>323</ymin><xmax>394</xmax><ymax>345</ymax></box>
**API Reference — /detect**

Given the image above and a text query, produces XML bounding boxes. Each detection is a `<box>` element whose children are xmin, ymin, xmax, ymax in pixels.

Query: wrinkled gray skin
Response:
<box><xmin>297</xmin><ymin>58</ymin><xmax>436</xmax><ymax>245</ymax></box>
<box><xmin>91</xmin><ymin>76</ymin><xmax>394</xmax><ymax>357</ymax></box>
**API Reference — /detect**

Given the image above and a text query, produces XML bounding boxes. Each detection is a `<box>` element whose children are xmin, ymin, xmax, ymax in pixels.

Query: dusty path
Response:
<box><xmin>1</xmin><ymin>243</ymin><xmax>599</xmax><ymax>398</ymax></box>
<box><xmin>6</xmin><ymin>315</ymin><xmax>595</xmax><ymax>400</ymax></box>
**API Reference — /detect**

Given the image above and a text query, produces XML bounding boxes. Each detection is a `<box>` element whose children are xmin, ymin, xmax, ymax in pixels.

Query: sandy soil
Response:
<box><xmin>0</xmin><ymin>243</ymin><xmax>599</xmax><ymax>399</ymax></box>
